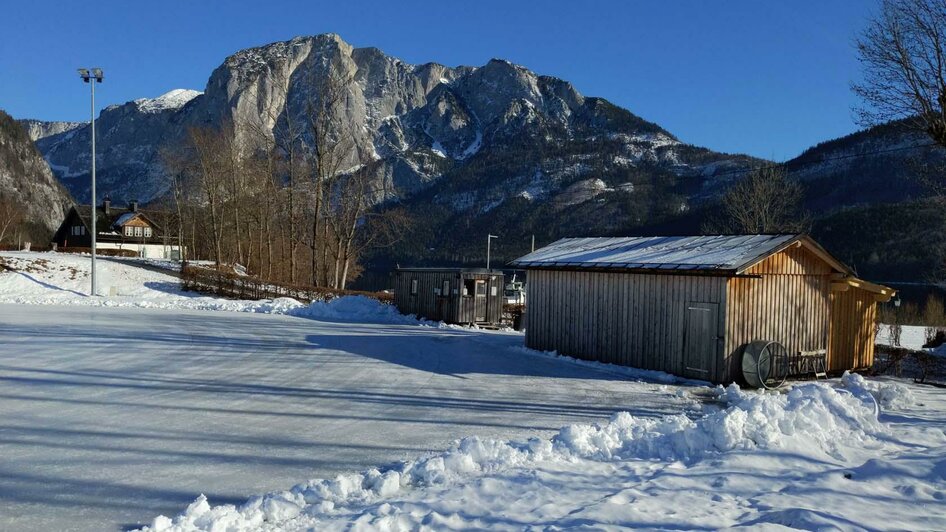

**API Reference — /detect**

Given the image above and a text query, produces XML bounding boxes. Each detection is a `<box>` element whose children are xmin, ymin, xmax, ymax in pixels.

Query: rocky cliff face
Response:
<box><xmin>0</xmin><ymin>110</ymin><xmax>73</xmax><ymax>236</ymax></box>
<box><xmin>23</xmin><ymin>34</ymin><xmax>756</xmax><ymax>213</ymax></box>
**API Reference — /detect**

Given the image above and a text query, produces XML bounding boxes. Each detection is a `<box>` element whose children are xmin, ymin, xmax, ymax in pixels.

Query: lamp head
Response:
<box><xmin>91</xmin><ymin>68</ymin><xmax>104</xmax><ymax>82</ymax></box>
<box><xmin>77</xmin><ymin>68</ymin><xmax>90</xmax><ymax>82</ymax></box>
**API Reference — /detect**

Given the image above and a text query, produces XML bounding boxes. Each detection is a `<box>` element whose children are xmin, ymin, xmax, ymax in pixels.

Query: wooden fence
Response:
<box><xmin>180</xmin><ymin>265</ymin><xmax>393</xmax><ymax>304</ymax></box>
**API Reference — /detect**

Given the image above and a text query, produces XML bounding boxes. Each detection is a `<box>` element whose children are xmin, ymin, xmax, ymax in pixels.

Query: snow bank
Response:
<box><xmin>138</xmin><ymin>381</ymin><xmax>889</xmax><ymax>532</ymax></box>
<box><xmin>0</xmin><ymin>252</ymin><xmax>424</xmax><ymax>326</ymax></box>
<box><xmin>841</xmin><ymin>371</ymin><xmax>915</xmax><ymax>410</ymax></box>
<box><xmin>285</xmin><ymin>295</ymin><xmax>422</xmax><ymax>325</ymax></box>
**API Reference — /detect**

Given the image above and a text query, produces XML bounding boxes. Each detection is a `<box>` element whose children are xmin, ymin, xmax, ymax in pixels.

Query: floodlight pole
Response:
<box><xmin>79</xmin><ymin>68</ymin><xmax>103</xmax><ymax>296</ymax></box>
<box><xmin>89</xmin><ymin>76</ymin><xmax>97</xmax><ymax>296</ymax></box>
<box><xmin>486</xmin><ymin>234</ymin><xmax>498</xmax><ymax>270</ymax></box>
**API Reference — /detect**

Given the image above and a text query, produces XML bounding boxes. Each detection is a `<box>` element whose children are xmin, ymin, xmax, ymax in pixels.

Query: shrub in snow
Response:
<box><xmin>138</xmin><ymin>381</ymin><xmax>887</xmax><ymax>532</ymax></box>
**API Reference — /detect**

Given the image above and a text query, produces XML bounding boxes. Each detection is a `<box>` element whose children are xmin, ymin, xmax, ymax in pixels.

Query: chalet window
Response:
<box><xmin>441</xmin><ymin>280</ymin><xmax>450</xmax><ymax>297</ymax></box>
<box><xmin>410</xmin><ymin>279</ymin><xmax>418</xmax><ymax>296</ymax></box>
<box><xmin>125</xmin><ymin>226</ymin><xmax>134</xmax><ymax>237</ymax></box>
<box><xmin>463</xmin><ymin>279</ymin><xmax>475</xmax><ymax>297</ymax></box>
<box><xmin>134</xmin><ymin>226</ymin><xmax>143</xmax><ymax>237</ymax></box>
<box><xmin>144</xmin><ymin>227</ymin><xmax>152</xmax><ymax>237</ymax></box>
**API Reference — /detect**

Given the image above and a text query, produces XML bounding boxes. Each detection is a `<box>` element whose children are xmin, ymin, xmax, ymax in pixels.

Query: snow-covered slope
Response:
<box><xmin>0</xmin><ymin>251</ymin><xmax>409</xmax><ymax>323</ymax></box>
<box><xmin>134</xmin><ymin>89</ymin><xmax>202</xmax><ymax>114</ymax></box>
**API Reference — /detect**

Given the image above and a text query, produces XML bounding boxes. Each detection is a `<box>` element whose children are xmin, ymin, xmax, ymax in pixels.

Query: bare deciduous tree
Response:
<box><xmin>0</xmin><ymin>195</ymin><xmax>24</xmax><ymax>244</ymax></box>
<box><xmin>305</xmin><ymin>58</ymin><xmax>356</xmax><ymax>286</ymax></box>
<box><xmin>704</xmin><ymin>165</ymin><xmax>809</xmax><ymax>235</ymax></box>
<box><xmin>855</xmin><ymin>0</ymin><xmax>946</xmax><ymax>147</ymax></box>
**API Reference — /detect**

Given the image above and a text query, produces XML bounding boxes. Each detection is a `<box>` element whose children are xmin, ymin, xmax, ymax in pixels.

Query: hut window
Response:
<box><xmin>410</xmin><ymin>279</ymin><xmax>418</xmax><ymax>296</ymax></box>
<box><xmin>125</xmin><ymin>226</ymin><xmax>134</xmax><ymax>237</ymax></box>
<box><xmin>442</xmin><ymin>280</ymin><xmax>450</xmax><ymax>297</ymax></box>
<box><xmin>144</xmin><ymin>227</ymin><xmax>152</xmax><ymax>237</ymax></box>
<box><xmin>463</xmin><ymin>279</ymin><xmax>475</xmax><ymax>297</ymax></box>
<box><xmin>475</xmin><ymin>280</ymin><xmax>487</xmax><ymax>296</ymax></box>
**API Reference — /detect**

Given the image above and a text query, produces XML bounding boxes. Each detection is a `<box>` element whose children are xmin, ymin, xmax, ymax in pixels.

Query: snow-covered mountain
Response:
<box><xmin>23</xmin><ymin>34</ymin><xmax>755</xmax><ymax>210</ymax></box>
<box><xmin>0</xmin><ymin>110</ymin><xmax>73</xmax><ymax>236</ymax></box>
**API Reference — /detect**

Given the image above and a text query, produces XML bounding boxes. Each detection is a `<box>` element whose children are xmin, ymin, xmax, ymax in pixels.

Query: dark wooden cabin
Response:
<box><xmin>511</xmin><ymin>234</ymin><xmax>895</xmax><ymax>384</ymax></box>
<box><xmin>393</xmin><ymin>268</ymin><xmax>503</xmax><ymax>326</ymax></box>
<box><xmin>52</xmin><ymin>198</ymin><xmax>181</xmax><ymax>258</ymax></box>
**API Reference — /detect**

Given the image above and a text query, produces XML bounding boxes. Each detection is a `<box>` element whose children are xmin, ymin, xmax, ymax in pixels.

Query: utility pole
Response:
<box><xmin>486</xmin><ymin>234</ymin><xmax>498</xmax><ymax>270</ymax></box>
<box><xmin>531</xmin><ymin>234</ymin><xmax>535</xmax><ymax>253</ymax></box>
<box><xmin>78</xmin><ymin>68</ymin><xmax>103</xmax><ymax>296</ymax></box>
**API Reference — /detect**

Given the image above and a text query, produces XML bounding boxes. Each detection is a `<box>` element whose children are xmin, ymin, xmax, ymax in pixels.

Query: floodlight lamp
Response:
<box><xmin>92</xmin><ymin>68</ymin><xmax>104</xmax><ymax>82</ymax></box>
<box><xmin>78</xmin><ymin>68</ymin><xmax>90</xmax><ymax>82</ymax></box>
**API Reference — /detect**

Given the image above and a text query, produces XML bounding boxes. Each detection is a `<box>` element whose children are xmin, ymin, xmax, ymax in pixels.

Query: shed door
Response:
<box><xmin>684</xmin><ymin>302</ymin><xmax>718</xmax><ymax>379</ymax></box>
<box><xmin>474</xmin><ymin>280</ymin><xmax>487</xmax><ymax>321</ymax></box>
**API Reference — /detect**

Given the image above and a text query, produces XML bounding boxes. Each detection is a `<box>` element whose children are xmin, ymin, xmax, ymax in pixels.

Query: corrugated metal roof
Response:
<box><xmin>509</xmin><ymin>235</ymin><xmax>804</xmax><ymax>273</ymax></box>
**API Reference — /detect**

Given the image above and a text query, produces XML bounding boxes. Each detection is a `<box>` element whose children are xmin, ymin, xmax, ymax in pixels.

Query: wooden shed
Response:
<box><xmin>510</xmin><ymin>235</ymin><xmax>895</xmax><ymax>384</ymax></box>
<box><xmin>393</xmin><ymin>268</ymin><xmax>504</xmax><ymax>326</ymax></box>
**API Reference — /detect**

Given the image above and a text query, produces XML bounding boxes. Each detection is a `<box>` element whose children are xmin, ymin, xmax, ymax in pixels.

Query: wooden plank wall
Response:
<box><xmin>393</xmin><ymin>271</ymin><xmax>459</xmax><ymax>322</ymax></box>
<box><xmin>525</xmin><ymin>269</ymin><xmax>728</xmax><ymax>380</ymax></box>
<box><xmin>724</xmin><ymin>245</ymin><xmax>832</xmax><ymax>382</ymax></box>
<box><xmin>456</xmin><ymin>273</ymin><xmax>504</xmax><ymax>325</ymax></box>
<box><xmin>394</xmin><ymin>271</ymin><xmax>503</xmax><ymax>324</ymax></box>
<box><xmin>828</xmin><ymin>286</ymin><xmax>877</xmax><ymax>372</ymax></box>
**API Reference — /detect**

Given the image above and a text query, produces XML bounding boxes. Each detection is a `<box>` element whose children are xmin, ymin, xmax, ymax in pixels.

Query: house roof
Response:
<box><xmin>509</xmin><ymin>234</ymin><xmax>852</xmax><ymax>275</ymax></box>
<box><xmin>396</xmin><ymin>267</ymin><xmax>498</xmax><ymax>274</ymax></box>
<box><xmin>71</xmin><ymin>205</ymin><xmax>163</xmax><ymax>233</ymax></box>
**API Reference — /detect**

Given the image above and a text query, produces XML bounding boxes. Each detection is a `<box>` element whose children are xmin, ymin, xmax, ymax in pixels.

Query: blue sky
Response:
<box><xmin>3</xmin><ymin>0</ymin><xmax>876</xmax><ymax>160</ymax></box>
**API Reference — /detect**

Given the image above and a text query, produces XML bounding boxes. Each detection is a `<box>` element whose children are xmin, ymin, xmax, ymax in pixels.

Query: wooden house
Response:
<box><xmin>393</xmin><ymin>268</ymin><xmax>503</xmax><ymax>325</ymax></box>
<box><xmin>52</xmin><ymin>198</ymin><xmax>182</xmax><ymax>259</ymax></box>
<box><xmin>510</xmin><ymin>235</ymin><xmax>895</xmax><ymax>384</ymax></box>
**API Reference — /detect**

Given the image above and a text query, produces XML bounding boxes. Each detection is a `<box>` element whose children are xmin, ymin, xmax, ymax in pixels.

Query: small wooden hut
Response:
<box><xmin>393</xmin><ymin>268</ymin><xmax>504</xmax><ymax>325</ymax></box>
<box><xmin>510</xmin><ymin>235</ymin><xmax>894</xmax><ymax>384</ymax></box>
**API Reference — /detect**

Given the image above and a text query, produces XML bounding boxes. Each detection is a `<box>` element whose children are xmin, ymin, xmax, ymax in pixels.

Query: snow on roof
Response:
<box><xmin>135</xmin><ymin>89</ymin><xmax>202</xmax><ymax>113</ymax></box>
<box><xmin>112</xmin><ymin>212</ymin><xmax>139</xmax><ymax>227</ymax></box>
<box><xmin>510</xmin><ymin>234</ymin><xmax>807</xmax><ymax>273</ymax></box>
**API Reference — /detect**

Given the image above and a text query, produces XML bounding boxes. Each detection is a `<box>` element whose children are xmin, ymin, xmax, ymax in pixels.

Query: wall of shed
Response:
<box><xmin>393</xmin><ymin>271</ymin><xmax>502</xmax><ymax>324</ymax></box>
<box><xmin>723</xmin><ymin>245</ymin><xmax>833</xmax><ymax>382</ymax></box>
<box><xmin>828</xmin><ymin>286</ymin><xmax>877</xmax><ymax>372</ymax></box>
<box><xmin>525</xmin><ymin>270</ymin><xmax>728</xmax><ymax>381</ymax></box>
<box><xmin>394</xmin><ymin>271</ymin><xmax>459</xmax><ymax>323</ymax></box>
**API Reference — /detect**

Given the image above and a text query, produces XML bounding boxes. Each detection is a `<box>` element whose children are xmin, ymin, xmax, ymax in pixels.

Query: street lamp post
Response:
<box><xmin>78</xmin><ymin>68</ymin><xmax>103</xmax><ymax>296</ymax></box>
<box><xmin>486</xmin><ymin>234</ymin><xmax>498</xmax><ymax>270</ymax></box>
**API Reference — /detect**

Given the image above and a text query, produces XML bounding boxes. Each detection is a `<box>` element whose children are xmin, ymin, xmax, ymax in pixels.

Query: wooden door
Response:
<box><xmin>684</xmin><ymin>302</ymin><xmax>718</xmax><ymax>379</ymax></box>
<box><xmin>474</xmin><ymin>280</ymin><xmax>487</xmax><ymax>321</ymax></box>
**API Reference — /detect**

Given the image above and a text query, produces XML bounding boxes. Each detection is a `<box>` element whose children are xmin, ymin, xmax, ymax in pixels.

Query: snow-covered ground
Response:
<box><xmin>1</xmin><ymin>251</ymin><xmax>944</xmax><ymax>531</ymax></box>
<box><xmin>877</xmin><ymin>323</ymin><xmax>938</xmax><ymax>351</ymax></box>
<box><xmin>144</xmin><ymin>374</ymin><xmax>946</xmax><ymax>532</ymax></box>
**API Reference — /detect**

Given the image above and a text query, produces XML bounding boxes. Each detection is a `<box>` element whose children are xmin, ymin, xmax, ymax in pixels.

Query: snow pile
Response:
<box><xmin>287</xmin><ymin>295</ymin><xmax>421</xmax><ymax>325</ymax></box>
<box><xmin>841</xmin><ymin>371</ymin><xmax>915</xmax><ymax>409</ymax></box>
<box><xmin>0</xmin><ymin>252</ymin><xmax>423</xmax><ymax>326</ymax></box>
<box><xmin>139</xmin><ymin>382</ymin><xmax>888</xmax><ymax>532</ymax></box>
